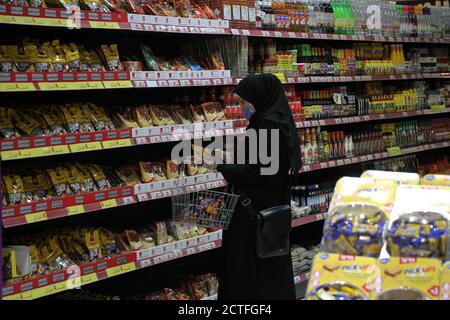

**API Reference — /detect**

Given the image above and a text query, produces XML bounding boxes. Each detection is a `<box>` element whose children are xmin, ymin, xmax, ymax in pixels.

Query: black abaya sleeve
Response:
<box><xmin>217</xmin><ymin>119</ymin><xmax>279</xmax><ymax>187</ymax></box>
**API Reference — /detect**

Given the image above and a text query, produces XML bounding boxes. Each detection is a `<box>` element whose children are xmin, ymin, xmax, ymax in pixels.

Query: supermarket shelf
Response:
<box><xmin>1</xmin><ymin>173</ymin><xmax>226</xmax><ymax>228</ymax></box>
<box><xmin>296</xmin><ymin>108</ymin><xmax>450</xmax><ymax>129</ymax></box>
<box><xmin>1</xmin><ymin>72</ymin><xmax>448</xmax><ymax>92</ymax></box>
<box><xmin>231</xmin><ymin>28</ymin><xmax>450</xmax><ymax>44</ymax></box>
<box><xmin>0</xmin><ymin>120</ymin><xmax>246</xmax><ymax>161</ymax></box>
<box><xmin>0</xmin><ymin>4</ymin><xmax>230</xmax><ymax>35</ymax></box>
<box><xmin>300</xmin><ymin>140</ymin><xmax>450</xmax><ymax>173</ymax></box>
<box><xmin>2</xmin><ymin>230</ymin><xmax>223</xmax><ymax>300</ymax></box>
<box><xmin>291</xmin><ymin>213</ymin><xmax>325</xmax><ymax>228</ymax></box>
<box><xmin>1</xmin><ymin>4</ymin><xmax>447</xmax><ymax>45</ymax></box>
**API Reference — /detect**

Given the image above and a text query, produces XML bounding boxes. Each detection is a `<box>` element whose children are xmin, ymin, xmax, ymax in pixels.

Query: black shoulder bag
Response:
<box><xmin>237</xmin><ymin>187</ymin><xmax>292</xmax><ymax>259</ymax></box>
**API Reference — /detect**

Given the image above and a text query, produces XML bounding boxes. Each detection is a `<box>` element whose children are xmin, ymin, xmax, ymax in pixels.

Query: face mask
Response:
<box><xmin>244</xmin><ymin>107</ymin><xmax>255</xmax><ymax>120</ymax></box>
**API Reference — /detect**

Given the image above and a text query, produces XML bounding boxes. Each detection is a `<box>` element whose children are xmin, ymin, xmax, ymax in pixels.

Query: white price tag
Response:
<box><xmin>154</xmin><ymin>246</ymin><xmax>164</xmax><ymax>256</ymax></box>
<box><xmin>336</xmin><ymin>160</ymin><xmax>344</xmax><ymax>166</ymax></box>
<box><xmin>161</xmin><ymin>135</ymin><xmax>172</xmax><ymax>142</ymax></box>
<box><xmin>150</xmin><ymin>136</ymin><xmax>162</xmax><ymax>144</ymax></box>
<box><xmin>140</xmin><ymin>259</ymin><xmax>153</xmax><ymax>268</ymax></box>
<box><xmin>186</xmin><ymin>247</ymin><xmax>196</xmax><ymax>255</ymax></box>
<box><xmin>151</xmin><ymin>191</ymin><xmax>163</xmax><ymax>199</ymax></box>
<box><xmin>175</xmin><ymin>240</ymin><xmax>187</xmax><ymax>250</ymax></box>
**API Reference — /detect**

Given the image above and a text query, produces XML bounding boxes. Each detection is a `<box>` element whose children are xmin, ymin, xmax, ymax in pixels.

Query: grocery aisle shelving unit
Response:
<box><xmin>1</xmin><ymin>1</ymin><xmax>449</xmax><ymax>300</ymax></box>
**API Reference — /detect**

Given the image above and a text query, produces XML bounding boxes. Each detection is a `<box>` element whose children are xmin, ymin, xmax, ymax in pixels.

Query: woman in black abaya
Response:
<box><xmin>216</xmin><ymin>74</ymin><xmax>301</xmax><ymax>300</ymax></box>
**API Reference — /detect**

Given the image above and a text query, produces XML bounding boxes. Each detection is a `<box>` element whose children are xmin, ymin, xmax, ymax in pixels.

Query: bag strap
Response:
<box><xmin>234</xmin><ymin>184</ymin><xmax>259</xmax><ymax>218</ymax></box>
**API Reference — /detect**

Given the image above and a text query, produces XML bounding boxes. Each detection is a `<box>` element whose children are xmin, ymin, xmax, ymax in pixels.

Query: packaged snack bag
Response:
<box><xmin>0</xmin><ymin>107</ymin><xmax>20</xmax><ymax>139</ymax></box>
<box><xmin>3</xmin><ymin>174</ymin><xmax>26</xmax><ymax>205</ymax></box>
<box><xmin>83</xmin><ymin>103</ymin><xmax>115</xmax><ymax>131</ymax></box>
<box><xmin>383</xmin><ymin>185</ymin><xmax>450</xmax><ymax>260</ymax></box>
<box><xmin>0</xmin><ymin>45</ymin><xmax>13</xmax><ymax>72</ymax></box>
<box><xmin>125</xmin><ymin>230</ymin><xmax>142</xmax><ymax>251</ymax></box>
<box><xmin>85</xmin><ymin>229</ymin><xmax>103</xmax><ymax>261</ymax></box>
<box><xmin>60</xmin><ymin>104</ymin><xmax>82</xmax><ymax>133</ymax></box>
<box><xmin>153</xmin><ymin>222</ymin><xmax>169</xmax><ymax>245</ymax></box>
<box><xmin>306</xmin><ymin>253</ymin><xmax>379</xmax><ymax>300</ymax></box>
<box><xmin>328</xmin><ymin>177</ymin><xmax>398</xmax><ymax>218</ymax></box>
<box><xmin>66</xmin><ymin>164</ymin><xmax>83</xmax><ymax>194</ymax></box>
<box><xmin>75</xmin><ymin>163</ymin><xmax>97</xmax><ymax>193</ymax></box>
<box><xmin>103</xmin><ymin>166</ymin><xmax>125</xmax><ymax>187</ymax></box>
<box><xmin>152</xmin><ymin>162</ymin><xmax>167</xmax><ymax>181</ymax></box>
<box><xmin>13</xmin><ymin>110</ymin><xmax>46</xmax><ymax>136</ymax></box>
<box><xmin>139</xmin><ymin>161</ymin><xmax>154</xmax><ymax>183</ymax></box>
<box><xmin>133</xmin><ymin>105</ymin><xmax>154</xmax><ymax>127</ymax></box>
<box><xmin>422</xmin><ymin>174</ymin><xmax>450</xmax><ymax>187</ymax></box>
<box><xmin>140</xmin><ymin>44</ymin><xmax>160</xmax><ymax>71</ymax></box>
<box><xmin>115</xmin><ymin>164</ymin><xmax>141</xmax><ymax>186</ymax></box>
<box><xmin>185</xmin><ymin>275</ymin><xmax>210</xmax><ymax>299</ymax></box>
<box><xmin>78</xmin><ymin>103</ymin><xmax>95</xmax><ymax>133</ymax></box>
<box><xmin>22</xmin><ymin>169</ymin><xmax>53</xmax><ymax>202</ymax></box>
<box><xmin>148</xmin><ymin>105</ymin><xmax>176</xmax><ymax>126</ymax></box>
<box><xmin>166</xmin><ymin>160</ymin><xmax>180</xmax><ymax>180</ymax></box>
<box><xmin>50</xmin><ymin>40</ymin><xmax>65</xmax><ymax>72</ymax></box>
<box><xmin>99</xmin><ymin>44</ymin><xmax>123</xmax><ymax>71</ymax></box>
<box><xmin>138</xmin><ymin>228</ymin><xmax>156</xmax><ymax>249</ymax></box>
<box><xmin>87</xmin><ymin>164</ymin><xmax>111</xmax><ymax>190</ymax></box>
<box><xmin>441</xmin><ymin>262</ymin><xmax>450</xmax><ymax>300</ymax></box>
<box><xmin>34</xmin><ymin>41</ymin><xmax>52</xmax><ymax>72</ymax></box>
<box><xmin>377</xmin><ymin>257</ymin><xmax>441</xmax><ymax>300</ymax></box>
<box><xmin>62</xmin><ymin>43</ymin><xmax>80</xmax><ymax>72</ymax></box>
<box><xmin>39</xmin><ymin>106</ymin><xmax>66</xmax><ymax>136</ymax></box>
<box><xmin>361</xmin><ymin>170</ymin><xmax>421</xmax><ymax>185</ymax></box>
<box><xmin>2</xmin><ymin>248</ymin><xmax>16</xmax><ymax>282</ymax></box>
<box><xmin>322</xmin><ymin>202</ymin><xmax>387</xmax><ymax>257</ymax></box>
<box><xmin>190</xmin><ymin>105</ymin><xmax>206</xmax><ymax>122</ymax></box>
<box><xmin>79</xmin><ymin>46</ymin><xmax>105</xmax><ymax>72</ymax></box>
<box><xmin>13</xmin><ymin>43</ymin><xmax>32</xmax><ymax>72</ymax></box>
<box><xmin>113</xmin><ymin>107</ymin><xmax>140</xmax><ymax>128</ymax></box>
<box><xmin>206</xmin><ymin>273</ymin><xmax>219</xmax><ymax>295</ymax></box>
<box><xmin>46</xmin><ymin>166</ymin><xmax>73</xmax><ymax>197</ymax></box>
<box><xmin>170</xmin><ymin>106</ymin><xmax>192</xmax><ymax>125</ymax></box>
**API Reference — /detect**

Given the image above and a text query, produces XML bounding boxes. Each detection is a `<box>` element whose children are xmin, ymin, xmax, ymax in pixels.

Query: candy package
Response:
<box><xmin>78</xmin><ymin>103</ymin><xmax>95</xmax><ymax>133</ymax></box>
<box><xmin>85</xmin><ymin>229</ymin><xmax>103</xmax><ymax>261</ymax></box>
<box><xmin>148</xmin><ymin>105</ymin><xmax>176</xmax><ymax>126</ymax></box>
<box><xmin>153</xmin><ymin>222</ymin><xmax>169</xmax><ymax>245</ymax></box>
<box><xmin>79</xmin><ymin>46</ymin><xmax>105</xmax><ymax>72</ymax></box>
<box><xmin>0</xmin><ymin>45</ymin><xmax>13</xmax><ymax>72</ymax></box>
<box><xmin>65</xmin><ymin>164</ymin><xmax>83</xmax><ymax>194</ymax></box>
<box><xmin>140</xmin><ymin>44</ymin><xmax>159</xmax><ymax>71</ymax></box>
<box><xmin>3</xmin><ymin>174</ymin><xmax>26</xmax><ymax>205</ymax></box>
<box><xmin>13</xmin><ymin>110</ymin><xmax>46</xmax><ymax>136</ymax></box>
<box><xmin>62</xmin><ymin>43</ymin><xmax>80</xmax><ymax>72</ymax></box>
<box><xmin>184</xmin><ymin>275</ymin><xmax>209</xmax><ymax>300</ymax></box>
<box><xmin>377</xmin><ymin>257</ymin><xmax>441</xmax><ymax>300</ymax></box>
<box><xmin>322</xmin><ymin>203</ymin><xmax>388</xmax><ymax>257</ymax></box>
<box><xmin>13</xmin><ymin>43</ymin><xmax>32</xmax><ymax>72</ymax></box>
<box><xmin>75</xmin><ymin>163</ymin><xmax>97</xmax><ymax>193</ymax></box>
<box><xmin>139</xmin><ymin>161</ymin><xmax>155</xmax><ymax>183</ymax></box>
<box><xmin>46</xmin><ymin>166</ymin><xmax>73</xmax><ymax>197</ymax></box>
<box><xmin>0</xmin><ymin>107</ymin><xmax>20</xmax><ymax>139</ymax></box>
<box><xmin>170</xmin><ymin>105</ymin><xmax>192</xmax><ymax>124</ymax></box>
<box><xmin>87</xmin><ymin>164</ymin><xmax>112</xmax><ymax>190</ymax></box>
<box><xmin>422</xmin><ymin>174</ymin><xmax>450</xmax><ymax>187</ymax></box>
<box><xmin>201</xmin><ymin>102</ymin><xmax>225</xmax><ymax>122</ymax></box>
<box><xmin>113</xmin><ymin>107</ymin><xmax>140</xmax><ymax>128</ymax></box>
<box><xmin>361</xmin><ymin>170</ymin><xmax>421</xmax><ymax>185</ymax></box>
<box><xmin>190</xmin><ymin>105</ymin><xmax>206</xmax><ymax>122</ymax></box>
<box><xmin>50</xmin><ymin>40</ymin><xmax>65</xmax><ymax>72</ymax></box>
<box><xmin>33</xmin><ymin>41</ymin><xmax>52</xmax><ymax>72</ymax></box>
<box><xmin>133</xmin><ymin>105</ymin><xmax>153</xmax><ymax>128</ymax></box>
<box><xmin>138</xmin><ymin>228</ymin><xmax>156</xmax><ymax>249</ymax></box>
<box><xmin>166</xmin><ymin>160</ymin><xmax>180</xmax><ymax>180</ymax></box>
<box><xmin>152</xmin><ymin>162</ymin><xmax>167</xmax><ymax>181</ymax></box>
<box><xmin>168</xmin><ymin>221</ymin><xmax>199</xmax><ymax>240</ymax></box>
<box><xmin>306</xmin><ymin>253</ymin><xmax>379</xmax><ymax>300</ymax></box>
<box><xmin>125</xmin><ymin>230</ymin><xmax>143</xmax><ymax>251</ymax></box>
<box><xmin>38</xmin><ymin>106</ymin><xmax>66</xmax><ymax>136</ymax></box>
<box><xmin>115</xmin><ymin>164</ymin><xmax>141</xmax><ymax>186</ymax></box>
<box><xmin>382</xmin><ymin>185</ymin><xmax>450</xmax><ymax>261</ymax></box>
<box><xmin>22</xmin><ymin>169</ymin><xmax>53</xmax><ymax>203</ymax></box>
<box><xmin>60</xmin><ymin>104</ymin><xmax>82</xmax><ymax>133</ymax></box>
<box><xmin>83</xmin><ymin>103</ymin><xmax>115</xmax><ymax>131</ymax></box>
<box><xmin>99</xmin><ymin>44</ymin><xmax>123</xmax><ymax>71</ymax></box>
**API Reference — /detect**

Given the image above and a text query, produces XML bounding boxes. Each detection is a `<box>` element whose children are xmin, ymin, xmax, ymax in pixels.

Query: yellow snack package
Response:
<box><xmin>441</xmin><ymin>262</ymin><xmax>450</xmax><ymax>300</ymax></box>
<box><xmin>33</xmin><ymin>41</ymin><xmax>52</xmax><ymax>72</ymax></box>
<box><xmin>50</xmin><ymin>40</ymin><xmax>66</xmax><ymax>72</ymax></box>
<box><xmin>329</xmin><ymin>177</ymin><xmax>398</xmax><ymax>218</ymax></box>
<box><xmin>66</xmin><ymin>164</ymin><xmax>83</xmax><ymax>194</ymax></box>
<box><xmin>0</xmin><ymin>45</ymin><xmax>13</xmax><ymax>72</ymax></box>
<box><xmin>422</xmin><ymin>174</ymin><xmax>450</xmax><ymax>187</ymax></box>
<box><xmin>22</xmin><ymin>169</ymin><xmax>53</xmax><ymax>203</ymax></box>
<box><xmin>87</xmin><ymin>164</ymin><xmax>111</xmax><ymax>190</ymax></box>
<box><xmin>306</xmin><ymin>253</ymin><xmax>380</xmax><ymax>300</ymax></box>
<box><xmin>13</xmin><ymin>109</ymin><xmax>46</xmax><ymax>137</ymax></box>
<box><xmin>377</xmin><ymin>257</ymin><xmax>441</xmax><ymax>300</ymax></box>
<box><xmin>46</xmin><ymin>166</ymin><xmax>73</xmax><ymax>197</ymax></box>
<box><xmin>133</xmin><ymin>105</ymin><xmax>154</xmax><ymax>128</ymax></box>
<box><xmin>39</xmin><ymin>105</ymin><xmax>66</xmax><ymax>136</ymax></box>
<box><xmin>99</xmin><ymin>228</ymin><xmax>119</xmax><ymax>257</ymax></box>
<box><xmin>60</xmin><ymin>104</ymin><xmax>82</xmax><ymax>133</ymax></box>
<box><xmin>99</xmin><ymin>44</ymin><xmax>123</xmax><ymax>71</ymax></box>
<box><xmin>75</xmin><ymin>163</ymin><xmax>98</xmax><ymax>193</ymax></box>
<box><xmin>0</xmin><ymin>107</ymin><xmax>20</xmax><ymax>139</ymax></box>
<box><xmin>361</xmin><ymin>170</ymin><xmax>421</xmax><ymax>185</ymax></box>
<box><xmin>13</xmin><ymin>43</ymin><xmax>33</xmax><ymax>72</ymax></box>
<box><xmin>2</xmin><ymin>248</ymin><xmax>17</xmax><ymax>282</ymax></box>
<box><xmin>78</xmin><ymin>103</ymin><xmax>95</xmax><ymax>133</ymax></box>
<box><xmin>85</xmin><ymin>229</ymin><xmax>103</xmax><ymax>261</ymax></box>
<box><xmin>62</xmin><ymin>43</ymin><xmax>80</xmax><ymax>72</ymax></box>
<box><xmin>83</xmin><ymin>103</ymin><xmax>115</xmax><ymax>131</ymax></box>
<box><xmin>2</xmin><ymin>174</ymin><xmax>26</xmax><ymax>205</ymax></box>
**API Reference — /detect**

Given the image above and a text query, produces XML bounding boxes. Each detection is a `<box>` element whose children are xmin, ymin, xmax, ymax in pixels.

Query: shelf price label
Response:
<box><xmin>89</xmin><ymin>21</ymin><xmax>120</xmax><ymax>29</ymax></box>
<box><xmin>100</xmin><ymin>199</ymin><xmax>118</xmax><ymax>209</ymax></box>
<box><xmin>101</xmin><ymin>139</ymin><xmax>133</xmax><ymax>149</ymax></box>
<box><xmin>103</xmin><ymin>80</ymin><xmax>133</xmax><ymax>89</ymax></box>
<box><xmin>67</xmin><ymin>205</ymin><xmax>85</xmax><ymax>216</ymax></box>
<box><xmin>387</xmin><ymin>147</ymin><xmax>402</xmax><ymax>157</ymax></box>
<box><xmin>81</xmin><ymin>273</ymin><xmax>98</xmax><ymax>284</ymax></box>
<box><xmin>25</xmin><ymin>211</ymin><xmax>48</xmax><ymax>224</ymax></box>
<box><xmin>0</xmin><ymin>82</ymin><xmax>36</xmax><ymax>92</ymax></box>
<box><xmin>69</xmin><ymin>142</ymin><xmax>102</xmax><ymax>153</ymax></box>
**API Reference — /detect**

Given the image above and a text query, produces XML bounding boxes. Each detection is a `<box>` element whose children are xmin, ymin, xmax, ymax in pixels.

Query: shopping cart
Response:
<box><xmin>171</xmin><ymin>163</ymin><xmax>240</xmax><ymax>230</ymax></box>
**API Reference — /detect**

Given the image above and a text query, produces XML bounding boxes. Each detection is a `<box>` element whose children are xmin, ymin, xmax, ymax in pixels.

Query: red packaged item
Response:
<box><xmin>122</xmin><ymin>0</ymin><xmax>145</xmax><ymax>14</ymax></box>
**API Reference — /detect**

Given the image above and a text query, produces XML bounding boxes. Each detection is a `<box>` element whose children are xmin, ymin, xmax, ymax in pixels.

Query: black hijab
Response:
<box><xmin>233</xmin><ymin>74</ymin><xmax>301</xmax><ymax>173</ymax></box>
